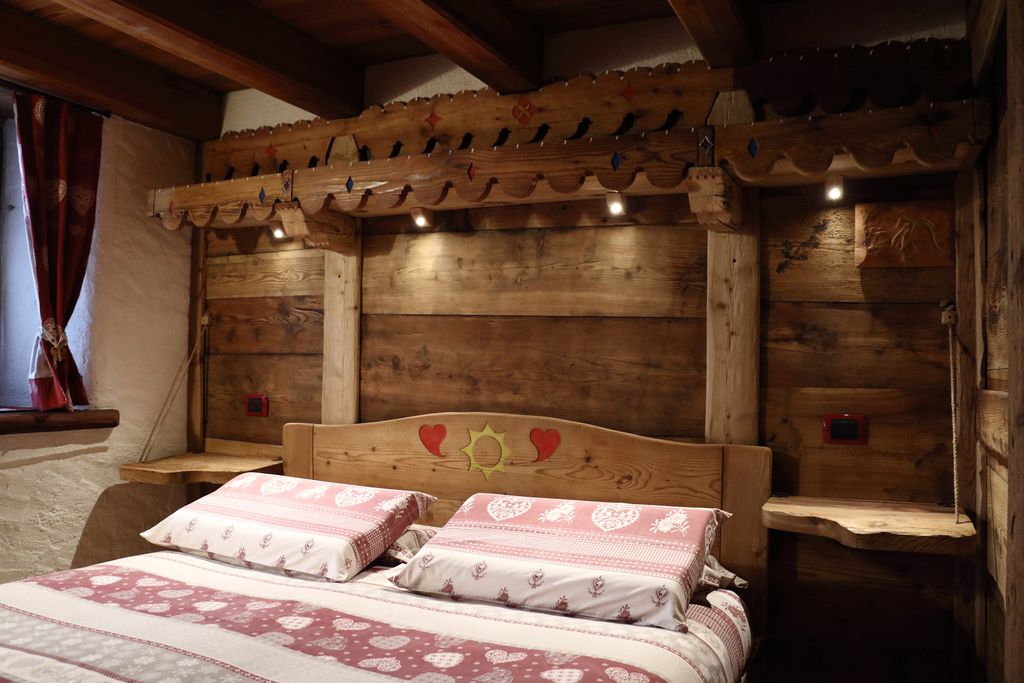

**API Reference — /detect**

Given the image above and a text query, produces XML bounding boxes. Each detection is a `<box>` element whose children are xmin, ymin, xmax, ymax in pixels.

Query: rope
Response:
<box><xmin>137</xmin><ymin>319</ymin><xmax>207</xmax><ymax>464</ymax></box>
<box><xmin>945</xmin><ymin>306</ymin><xmax>962</xmax><ymax>524</ymax></box>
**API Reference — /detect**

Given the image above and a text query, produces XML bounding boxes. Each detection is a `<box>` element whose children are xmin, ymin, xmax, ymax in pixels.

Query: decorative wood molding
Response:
<box><xmin>157</xmin><ymin>128</ymin><xmax>704</xmax><ymax>223</ymax></box>
<box><xmin>361</xmin><ymin>0</ymin><xmax>541</xmax><ymax>93</ymax></box>
<box><xmin>0</xmin><ymin>3</ymin><xmax>221</xmax><ymax>141</ymax></box>
<box><xmin>52</xmin><ymin>0</ymin><xmax>363</xmax><ymax>117</ymax></box>
<box><xmin>203</xmin><ymin>62</ymin><xmax>731</xmax><ymax>180</ymax></box>
<box><xmin>202</xmin><ymin>40</ymin><xmax>970</xmax><ymax>180</ymax></box>
<box><xmin>152</xmin><ymin>97</ymin><xmax>986</xmax><ymax>229</ymax></box>
<box><xmin>735</xmin><ymin>39</ymin><xmax>972</xmax><ymax>117</ymax></box>
<box><xmin>717</xmin><ymin>99</ymin><xmax>987</xmax><ymax>184</ymax></box>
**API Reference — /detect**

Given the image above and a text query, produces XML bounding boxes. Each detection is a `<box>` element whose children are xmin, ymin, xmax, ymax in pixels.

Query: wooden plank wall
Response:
<box><xmin>358</xmin><ymin>197</ymin><xmax>708</xmax><ymax>438</ymax></box>
<box><xmin>204</xmin><ymin>230</ymin><xmax>325</xmax><ymax>444</ymax></box>
<box><xmin>983</xmin><ymin>110</ymin><xmax>1011</xmax><ymax>683</ymax></box>
<box><xmin>760</xmin><ymin>178</ymin><xmax>959</xmax><ymax>681</ymax></box>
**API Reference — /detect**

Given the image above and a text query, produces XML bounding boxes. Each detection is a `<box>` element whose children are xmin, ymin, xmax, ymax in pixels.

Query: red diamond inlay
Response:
<box><xmin>619</xmin><ymin>84</ymin><xmax>637</xmax><ymax>104</ymax></box>
<box><xmin>264</xmin><ymin>145</ymin><xmax>277</xmax><ymax>158</ymax></box>
<box><xmin>466</xmin><ymin>163</ymin><xmax>477</xmax><ymax>181</ymax></box>
<box><xmin>425</xmin><ymin>111</ymin><xmax>441</xmax><ymax>130</ymax></box>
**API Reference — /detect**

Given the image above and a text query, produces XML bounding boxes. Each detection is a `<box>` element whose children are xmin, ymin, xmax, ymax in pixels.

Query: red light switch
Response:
<box><xmin>244</xmin><ymin>394</ymin><xmax>269</xmax><ymax>417</ymax></box>
<box><xmin>823</xmin><ymin>413</ymin><xmax>867</xmax><ymax>444</ymax></box>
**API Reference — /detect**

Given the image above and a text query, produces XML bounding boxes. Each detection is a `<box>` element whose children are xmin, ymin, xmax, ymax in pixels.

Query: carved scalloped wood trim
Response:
<box><xmin>718</xmin><ymin>99</ymin><xmax>988</xmax><ymax>184</ymax></box>
<box><xmin>202</xmin><ymin>40</ymin><xmax>972</xmax><ymax>181</ymax></box>
<box><xmin>153</xmin><ymin>98</ymin><xmax>987</xmax><ymax>230</ymax></box>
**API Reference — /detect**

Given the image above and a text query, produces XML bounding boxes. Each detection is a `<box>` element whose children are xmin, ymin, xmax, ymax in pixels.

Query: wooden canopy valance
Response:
<box><xmin>151</xmin><ymin>41</ymin><xmax>988</xmax><ymax>238</ymax></box>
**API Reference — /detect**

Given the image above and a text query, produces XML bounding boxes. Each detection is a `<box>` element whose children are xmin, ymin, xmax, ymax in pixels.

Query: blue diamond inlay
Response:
<box><xmin>283</xmin><ymin>179</ymin><xmax>291</xmax><ymax>192</ymax></box>
<box><xmin>746</xmin><ymin>138</ymin><xmax>759</xmax><ymax>158</ymax></box>
<box><xmin>258</xmin><ymin>187</ymin><xmax>266</xmax><ymax>203</ymax></box>
<box><xmin>610</xmin><ymin>151</ymin><xmax>622</xmax><ymax>171</ymax></box>
<box><xmin>345</xmin><ymin>176</ymin><xmax>354</xmax><ymax>193</ymax></box>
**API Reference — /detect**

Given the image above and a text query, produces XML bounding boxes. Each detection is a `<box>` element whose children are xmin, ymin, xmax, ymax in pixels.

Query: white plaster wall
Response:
<box><xmin>0</xmin><ymin>119</ymin><xmax>36</xmax><ymax>408</ymax></box>
<box><xmin>220</xmin><ymin>89</ymin><xmax>314</xmax><ymax>136</ymax></box>
<box><xmin>0</xmin><ymin>116</ymin><xmax>193</xmax><ymax>581</ymax></box>
<box><xmin>544</xmin><ymin>18</ymin><xmax>700</xmax><ymax>82</ymax></box>
<box><xmin>363</xmin><ymin>53</ymin><xmax>486</xmax><ymax>109</ymax></box>
<box><xmin>761</xmin><ymin>0</ymin><xmax>965</xmax><ymax>54</ymax></box>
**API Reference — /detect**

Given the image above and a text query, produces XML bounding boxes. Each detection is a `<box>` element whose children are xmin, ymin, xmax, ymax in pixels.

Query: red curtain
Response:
<box><xmin>13</xmin><ymin>92</ymin><xmax>104</xmax><ymax>411</ymax></box>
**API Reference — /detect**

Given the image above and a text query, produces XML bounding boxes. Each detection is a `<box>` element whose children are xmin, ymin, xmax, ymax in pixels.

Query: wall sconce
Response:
<box><xmin>271</xmin><ymin>226</ymin><xmax>286</xmax><ymax>239</ymax></box>
<box><xmin>410</xmin><ymin>207</ymin><xmax>433</xmax><ymax>228</ymax></box>
<box><xmin>606</xmin><ymin>191</ymin><xmax>626</xmax><ymax>216</ymax></box>
<box><xmin>825</xmin><ymin>174</ymin><xmax>844</xmax><ymax>201</ymax></box>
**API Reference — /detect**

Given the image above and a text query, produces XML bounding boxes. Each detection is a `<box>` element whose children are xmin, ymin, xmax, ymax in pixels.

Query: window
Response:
<box><xmin>0</xmin><ymin>116</ymin><xmax>37</xmax><ymax>410</ymax></box>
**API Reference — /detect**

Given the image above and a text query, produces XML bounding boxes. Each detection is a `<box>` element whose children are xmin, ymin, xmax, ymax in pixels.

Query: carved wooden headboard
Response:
<box><xmin>282</xmin><ymin>412</ymin><xmax>770</xmax><ymax>632</ymax></box>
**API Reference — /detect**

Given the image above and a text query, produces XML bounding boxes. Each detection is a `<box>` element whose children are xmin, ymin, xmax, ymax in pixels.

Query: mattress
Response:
<box><xmin>0</xmin><ymin>551</ymin><xmax>751</xmax><ymax>682</ymax></box>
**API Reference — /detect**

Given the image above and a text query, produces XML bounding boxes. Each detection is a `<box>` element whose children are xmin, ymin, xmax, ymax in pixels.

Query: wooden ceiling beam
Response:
<box><xmin>0</xmin><ymin>3</ymin><xmax>221</xmax><ymax>140</ymax></box>
<box><xmin>361</xmin><ymin>0</ymin><xmax>542</xmax><ymax>93</ymax></box>
<box><xmin>667</xmin><ymin>0</ymin><xmax>756</xmax><ymax>67</ymax></box>
<box><xmin>51</xmin><ymin>0</ymin><xmax>363</xmax><ymax>118</ymax></box>
<box><xmin>968</xmin><ymin>0</ymin><xmax>1006</xmax><ymax>84</ymax></box>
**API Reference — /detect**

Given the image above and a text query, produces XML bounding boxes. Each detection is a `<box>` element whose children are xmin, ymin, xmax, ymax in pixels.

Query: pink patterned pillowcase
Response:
<box><xmin>141</xmin><ymin>473</ymin><xmax>435</xmax><ymax>581</ymax></box>
<box><xmin>392</xmin><ymin>493</ymin><xmax>729</xmax><ymax>631</ymax></box>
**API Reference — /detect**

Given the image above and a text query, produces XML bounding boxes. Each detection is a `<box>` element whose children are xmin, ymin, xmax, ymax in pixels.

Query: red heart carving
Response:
<box><xmin>530</xmin><ymin>428</ymin><xmax>561</xmax><ymax>462</ymax></box>
<box><xmin>419</xmin><ymin>424</ymin><xmax>447</xmax><ymax>457</ymax></box>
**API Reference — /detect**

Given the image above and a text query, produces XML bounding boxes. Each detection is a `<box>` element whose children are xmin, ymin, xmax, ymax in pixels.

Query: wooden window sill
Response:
<box><xmin>0</xmin><ymin>408</ymin><xmax>120</xmax><ymax>435</ymax></box>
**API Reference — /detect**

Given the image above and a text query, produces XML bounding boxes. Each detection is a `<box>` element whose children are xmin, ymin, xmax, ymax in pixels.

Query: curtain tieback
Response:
<box><xmin>40</xmin><ymin>319</ymin><xmax>69</xmax><ymax>365</ymax></box>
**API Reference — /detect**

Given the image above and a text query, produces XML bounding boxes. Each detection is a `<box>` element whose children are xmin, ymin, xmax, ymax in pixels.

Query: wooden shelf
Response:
<box><xmin>761</xmin><ymin>496</ymin><xmax>976</xmax><ymax>555</ymax></box>
<box><xmin>120</xmin><ymin>452</ymin><xmax>283</xmax><ymax>486</ymax></box>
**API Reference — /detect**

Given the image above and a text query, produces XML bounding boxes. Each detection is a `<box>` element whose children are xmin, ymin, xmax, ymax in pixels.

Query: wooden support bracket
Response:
<box><xmin>686</xmin><ymin>166</ymin><xmax>743</xmax><ymax>231</ymax></box>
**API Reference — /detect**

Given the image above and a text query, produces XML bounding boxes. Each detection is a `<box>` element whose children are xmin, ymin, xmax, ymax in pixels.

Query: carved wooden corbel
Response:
<box><xmin>685</xmin><ymin>166</ymin><xmax>743</xmax><ymax>231</ymax></box>
<box><xmin>272</xmin><ymin>200</ymin><xmax>359</xmax><ymax>252</ymax></box>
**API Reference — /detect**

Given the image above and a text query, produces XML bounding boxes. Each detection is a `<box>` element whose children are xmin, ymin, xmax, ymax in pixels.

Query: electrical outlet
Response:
<box><xmin>822</xmin><ymin>413</ymin><xmax>867</xmax><ymax>444</ymax></box>
<box><xmin>244</xmin><ymin>394</ymin><xmax>269</xmax><ymax>417</ymax></box>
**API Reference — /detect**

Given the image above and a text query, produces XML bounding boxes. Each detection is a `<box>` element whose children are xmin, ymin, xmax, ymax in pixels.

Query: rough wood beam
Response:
<box><xmin>969</xmin><ymin>0</ymin><xmax>1006</xmax><ymax>84</ymax></box>
<box><xmin>361</xmin><ymin>0</ymin><xmax>541</xmax><ymax>93</ymax></box>
<box><xmin>52</xmin><ymin>0</ymin><xmax>362</xmax><ymax>118</ymax></box>
<box><xmin>0</xmin><ymin>3</ymin><xmax>220</xmax><ymax>140</ymax></box>
<box><xmin>686</xmin><ymin>167</ymin><xmax>743</xmax><ymax>230</ymax></box>
<box><xmin>186</xmin><ymin>227</ymin><xmax>206</xmax><ymax>452</ymax></box>
<box><xmin>705</xmin><ymin>187</ymin><xmax>759</xmax><ymax>444</ymax></box>
<box><xmin>1004</xmin><ymin>0</ymin><xmax>1023</xmax><ymax>678</ymax></box>
<box><xmin>954</xmin><ymin>169</ymin><xmax>983</xmax><ymax>679</ymax></box>
<box><xmin>667</xmin><ymin>0</ymin><xmax>756</xmax><ymax>67</ymax></box>
<box><xmin>322</xmin><ymin>234</ymin><xmax>361</xmax><ymax>425</ymax></box>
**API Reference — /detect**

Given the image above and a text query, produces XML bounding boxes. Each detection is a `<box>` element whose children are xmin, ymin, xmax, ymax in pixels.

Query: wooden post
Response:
<box><xmin>954</xmin><ymin>169</ymin><xmax>984</xmax><ymax>680</ymax></box>
<box><xmin>1004</xmin><ymin>1</ymin><xmax>1023</xmax><ymax>680</ymax></box>
<box><xmin>186</xmin><ymin>226</ymin><xmax>206</xmax><ymax>452</ymax></box>
<box><xmin>956</xmin><ymin>170</ymin><xmax>982</xmax><ymax>515</ymax></box>
<box><xmin>705</xmin><ymin>187</ymin><xmax>760</xmax><ymax>444</ymax></box>
<box><xmin>321</xmin><ymin>230</ymin><xmax>362</xmax><ymax>424</ymax></box>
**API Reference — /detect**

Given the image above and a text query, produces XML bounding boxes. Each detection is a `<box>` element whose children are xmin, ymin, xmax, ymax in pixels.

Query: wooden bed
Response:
<box><xmin>282</xmin><ymin>412</ymin><xmax>772</xmax><ymax>634</ymax></box>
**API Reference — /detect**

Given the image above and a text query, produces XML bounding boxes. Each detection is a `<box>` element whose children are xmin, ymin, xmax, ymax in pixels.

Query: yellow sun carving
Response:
<box><xmin>461</xmin><ymin>423</ymin><xmax>510</xmax><ymax>479</ymax></box>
